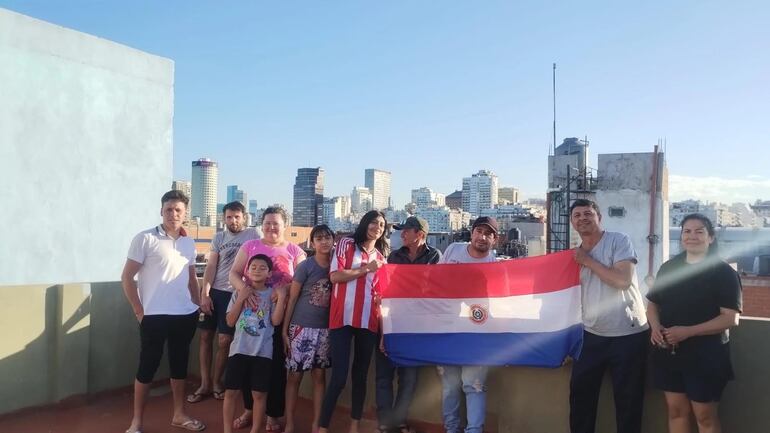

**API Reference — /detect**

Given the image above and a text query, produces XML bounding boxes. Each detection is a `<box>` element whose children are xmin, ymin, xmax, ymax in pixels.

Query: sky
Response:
<box><xmin>4</xmin><ymin>1</ymin><xmax>769</xmax><ymax>209</ymax></box>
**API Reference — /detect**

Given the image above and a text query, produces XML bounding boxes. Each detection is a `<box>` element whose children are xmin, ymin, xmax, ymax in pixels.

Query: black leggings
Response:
<box><xmin>319</xmin><ymin>326</ymin><xmax>378</xmax><ymax>428</ymax></box>
<box><xmin>136</xmin><ymin>312</ymin><xmax>198</xmax><ymax>383</ymax></box>
<box><xmin>242</xmin><ymin>329</ymin><xmax>287</xmax><ymax>417</ymax></box>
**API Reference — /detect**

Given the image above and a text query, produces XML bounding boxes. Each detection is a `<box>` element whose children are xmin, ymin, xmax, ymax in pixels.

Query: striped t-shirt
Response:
<box><xmin>329</xmin><ymin>237</ymin><xmax>386</xmax><ymax>332</ymax></box>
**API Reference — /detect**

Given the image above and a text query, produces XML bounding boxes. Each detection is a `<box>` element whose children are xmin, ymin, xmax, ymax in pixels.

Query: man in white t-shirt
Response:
<box><xmin>121</xmin><ymin>190</ymin><xmax>205</xmax><ymax>433</ymax></box>
<box><xmin>437</xmin><ymin>216</ymin><xmax>498</xmax><ymax>433</ymax></box>
<box><xmin>568</xmin><ymin>198</ymin><xmax>649</xmax><ymax>433</ymax></box>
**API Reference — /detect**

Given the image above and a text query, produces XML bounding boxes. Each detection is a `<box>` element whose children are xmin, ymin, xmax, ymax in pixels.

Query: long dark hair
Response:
<box><xmin>680</xmin><ymin>213</ymin><xmax>719</xmax><ymax>257</ymax></box>
<box><xmin>352</xmin><ymin>210</ymin><xmax>389</xmax><ymax>256</ymax></box>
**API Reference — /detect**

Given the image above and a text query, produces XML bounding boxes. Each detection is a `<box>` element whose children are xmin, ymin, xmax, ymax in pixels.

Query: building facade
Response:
<box><xmin>462</xmin><ymin>170</ymin><xmax>498</xmax><ymax>217</ymax></box>
<box><xmin>171</xmin><ymin>180</ymin><xmax>192</xmax><ymax>222</ymax></box>
<box><xmin>365</xmin><ymin>168</ymin><xmax>392</xmax><ymax>210</ymax></box>
<box><xmin>498</xmin><ymin>186</ymin><xmax>520</xmax><ymax>205</ymax></box>
<box><xmin>292</xmin><ymin>167</ymin><xmax>325</xmax><ymax>227</ymax></box>
<box><xmin>445</xmin><ymin>190</ymin><xmax>462</xmax><ymax>210</ymax></box>
<box><xmin>226</xmin><ymin>185</ymin><xmax>247</xmax><ymax>205</ymax></box>
<box><xmin>191</xmin><ymin>158</ymin><xmax>218</xmax><ymax>226</ymax></box>
<box><xmin>411</xmin><ymin>187</ymin><xmax>445</xmax><ymax>208</ymax></box>
<box><xmin>351</xmin><ymin>186</ymin><xmax>373</xmax><ymax>214</ymax></box>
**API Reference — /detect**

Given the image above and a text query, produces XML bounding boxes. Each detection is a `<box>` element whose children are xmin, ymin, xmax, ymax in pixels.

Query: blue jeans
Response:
<box><xmin>375</xmin><ymin>348</ymin><xmax>418</xmax><ymax>428</ymax></box>
<box><xmin>438</xmin><ymin>365</ymin><xmax>489</xmax><ymax>433</ymax></box>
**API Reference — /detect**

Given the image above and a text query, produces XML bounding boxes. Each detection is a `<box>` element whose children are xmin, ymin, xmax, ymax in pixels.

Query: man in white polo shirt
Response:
<box><xmin>121</xmin><ymin>190</ymin><xmax>205</xmax><ymax>433</ymax></box>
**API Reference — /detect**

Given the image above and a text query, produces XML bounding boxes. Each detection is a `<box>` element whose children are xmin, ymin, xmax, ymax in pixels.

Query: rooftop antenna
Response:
<box><xmin>552</xmin><ymin>63</ymin><xmax>557</xmax><ymax>156</ymax></box>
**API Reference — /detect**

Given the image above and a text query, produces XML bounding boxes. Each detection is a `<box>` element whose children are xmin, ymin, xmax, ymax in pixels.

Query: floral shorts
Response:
<box><xmin>285</xmin><ymin>324</ymin><xmax>331</xmax><ymax>372</ymax></box>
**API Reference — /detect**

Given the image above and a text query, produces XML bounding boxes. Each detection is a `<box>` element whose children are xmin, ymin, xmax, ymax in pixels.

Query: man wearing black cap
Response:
<box><xmin>376</xmin><ymin>216</ymin><xmax>442</xmax><ymax>433</ymax></box>
<box><xmin>437</xmin><ymin>216</ymin><xmax>498</xmax><ymax>433</ymax></box>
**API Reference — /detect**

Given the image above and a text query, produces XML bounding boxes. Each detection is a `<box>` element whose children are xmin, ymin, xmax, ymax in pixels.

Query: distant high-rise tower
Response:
<box><xmin>365</xmin><ymin>168</ymin><xmax>391</xmax><ymax>210</ymax></box>
<box><xmin>171</xmin><ymin>180</ymin><xmax>192</xmax><ymax>222</ymax></box>
<box><xmin>191</xmin><ymin>158</ymin><xmax>218</xmax><ymax>226</ymax></box>
<box><xmin>226</xmin><ymin>185</ymin><xmax>247</xmax><ymax>205</ymax></box>
<box><xmin>462</xmin><ymin>170</ymin><xmax>498</xmax><ymax>217</ymax></box>
<box><xmin>293</xmin><ymin>167</ymin><xmax>325</xmax><ymax>227</ymax></box>
<box><xmin>351</xmin><ymin>186</ymin><xmax>373</xmax><ymax>214</ymax></box>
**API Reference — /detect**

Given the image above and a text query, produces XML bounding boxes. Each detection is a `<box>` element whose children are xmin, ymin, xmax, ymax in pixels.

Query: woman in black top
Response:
<box><xmin>646</xmin><ymin>213</ymin><xmax>742</xmax><ymax>433</ymax></box>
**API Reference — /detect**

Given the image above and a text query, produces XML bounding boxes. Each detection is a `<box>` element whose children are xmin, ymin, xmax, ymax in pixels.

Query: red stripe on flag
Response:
<box><xmin>377</xmin><ymin>250</ymin><xmax>579</xmax><ymax>299</ymax></box>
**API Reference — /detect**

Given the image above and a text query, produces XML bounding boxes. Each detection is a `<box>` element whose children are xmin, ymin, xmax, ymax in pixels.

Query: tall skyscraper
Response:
<box><xmin>365</xmin><ymin>168</ymin><xmax>392</xmax><ymax>210</ymax></box>
<box><xmin>191</xmin><ymin>158</ymin><xmax>218</xmax><ymax>226</ymax></box>
<box><xmin>292</xmin><ymin>167</ymin><xmax>325</xmax><ymax>227</ymax></box>
<box><xmin>171</xmin><ymin>180</ymin><xmax>192</xmax><ymax>222</ymax></box>
<box><xmin>462</xmin><ymin>170</ymin><xmax>498</xmax><ymax>217</ymax></box>
<box><xmin>226</xmin><ymin>185</ymin><xmax>247</xmax><ymax>205</ymax></box>
<box><xmin>249</xmin><ymin>199</ymin><xmax>259</xmax><ymax>215</ymax></box>
<box><xmin>350</xmin><ymin>186</ymin><xmax>373</xmax><ymax>214</ymax></box>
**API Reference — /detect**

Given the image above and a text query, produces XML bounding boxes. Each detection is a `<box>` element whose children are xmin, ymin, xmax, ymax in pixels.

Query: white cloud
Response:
<box><xmin>669</xmin><ymin>175</ymin><xmax>770</xmax><ymax>204</ymax></box>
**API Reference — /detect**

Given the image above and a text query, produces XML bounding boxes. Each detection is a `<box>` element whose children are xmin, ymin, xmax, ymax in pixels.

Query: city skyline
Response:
<box><xmin>7</xmin><ymin>2</ymin><xmax>768</xmax><ymax>207</ymax></box>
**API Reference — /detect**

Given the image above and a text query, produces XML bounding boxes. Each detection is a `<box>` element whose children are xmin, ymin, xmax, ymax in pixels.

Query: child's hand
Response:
<box><xmin>283</xmin><ymin>332</ymin><xmax>291</xmax><ymax>357</ymax></box>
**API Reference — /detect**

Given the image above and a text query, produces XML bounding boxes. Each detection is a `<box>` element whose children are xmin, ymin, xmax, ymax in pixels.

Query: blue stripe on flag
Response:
<box><xmin>383</xmin><ymin>324</ymin><xmax>583</xmax><ymax>367</ymax></box>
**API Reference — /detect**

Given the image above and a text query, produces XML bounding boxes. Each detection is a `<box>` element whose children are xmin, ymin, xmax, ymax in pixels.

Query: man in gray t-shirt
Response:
<box><xmin>568</xmin><ymin>199</ymin><xmax>648</xmax><ymax>433</ymax></box>
<box><xmin>437</xmin><ymin>217</ymin><xmax>498</xmax><ymax>433</ymax></box>
<box><xmin>188</xmin><ymin>201</ymin><xmax>261</xmax><ymax>403</ymax></box>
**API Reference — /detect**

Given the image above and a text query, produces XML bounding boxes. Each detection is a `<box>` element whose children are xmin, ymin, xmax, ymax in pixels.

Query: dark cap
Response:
<box><xmin>393</xmin><ymin>216</ymin><xmax>429</xmax><ymax>233</ymax></box>
<box><xmin>472</xmin><ymin>216</ymin><xmax>499</xmax><ymax>234</ymax></box>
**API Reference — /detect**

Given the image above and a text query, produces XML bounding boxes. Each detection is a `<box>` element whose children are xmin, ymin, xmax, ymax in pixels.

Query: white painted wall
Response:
<box><xmin>0</xmin><ymin>9</ymin><xmax>174</xmax><ymax>285</ymax></box>
<box><xmin>596</xmin><ymin>152</ymin><xmax>668</xmax><ymax>294</ymax></box>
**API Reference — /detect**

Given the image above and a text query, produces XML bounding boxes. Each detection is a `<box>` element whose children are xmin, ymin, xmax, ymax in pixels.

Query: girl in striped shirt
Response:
<box><xmin>318</xmin><ymin>210</ymin><xmax>389</xmax><ymax>433</ymax></box>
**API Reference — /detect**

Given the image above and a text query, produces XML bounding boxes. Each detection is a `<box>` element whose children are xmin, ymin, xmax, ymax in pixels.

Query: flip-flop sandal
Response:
<box><xmin>233</xmin><ymin>413</ymin><xmax>252</xmax><ymax>430</ymax></box>
<box><xmin>186</xmin><ymin>390</ymin><xmax>211</xmax><ymax>403</ymax></box>
<box><xmin>265</xmin><ymin>422</ymin><xmax>283</xmax><ymax>433</ymax></box>
<box><xmin>171</xmin><ymin>418</ymin><xmax>206</xmax><ymax>431</ymax></box>
<box><xmin>212</xmin><ymin>389</ymin><xmax>225</xmax><ymax>400</ymax></box>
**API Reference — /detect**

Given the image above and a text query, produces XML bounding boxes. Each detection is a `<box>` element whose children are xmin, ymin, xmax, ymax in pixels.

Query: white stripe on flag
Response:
<box><xmin>381</xmin><ymin>285</ymin><xmax>581</xmax><ymax>334</ymax></box>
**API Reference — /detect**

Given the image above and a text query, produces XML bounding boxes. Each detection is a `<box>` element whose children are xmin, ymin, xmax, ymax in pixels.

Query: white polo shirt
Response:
<box><xmin>127</xmin><ymin>225</ymin><xmax>198</xmax><ymax>315</ymax></box>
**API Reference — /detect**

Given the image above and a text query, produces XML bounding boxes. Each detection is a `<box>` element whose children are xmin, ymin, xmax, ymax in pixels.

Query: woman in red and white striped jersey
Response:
<box><xmin>318</xmin><ymin>210</ymin><xmax>389</xmax><ymax>433</ymax></box>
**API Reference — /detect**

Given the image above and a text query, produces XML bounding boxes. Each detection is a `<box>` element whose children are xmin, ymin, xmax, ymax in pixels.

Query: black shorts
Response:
<box><xmin>224</xmin><ymin>354</ymin><xmax>272</xmax><ymax>392</ymax></box>
<box><xmin>137</xmin><ymin>312</ymin><xmax>198</xmax><ymax>383</ymax></box>
<box><xmin>653</xmin><ymin>365</ymin><xmax>729</xmax><ymax>403</ymax></box>
<box><xmin>197</xmin><ymin>288</ymin><xmax>235</xmax><ymax>335</ymax></box>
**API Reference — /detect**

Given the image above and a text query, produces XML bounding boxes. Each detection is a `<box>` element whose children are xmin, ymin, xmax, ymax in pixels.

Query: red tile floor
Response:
<box><xmin>0</xmin><ymin>379</ymin><xmax>446</xmax><ymax>433</ymax></box>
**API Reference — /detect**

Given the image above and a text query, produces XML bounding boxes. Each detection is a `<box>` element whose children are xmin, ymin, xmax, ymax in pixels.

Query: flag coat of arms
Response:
<box><xmin>378</xmin><ymin>250</ymin><xmax>583</xmax><ymax>367</ymax></box>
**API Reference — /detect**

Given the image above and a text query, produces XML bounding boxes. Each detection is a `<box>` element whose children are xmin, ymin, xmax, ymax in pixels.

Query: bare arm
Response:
<box><xmin>282</xmin><ymin>280</ymin><xmax>302</xmax><ymax>337</ymax></box>
<box><xmin>121</xmin><ymin>259</ymin><xmax>144</xmax><ymax>322</ymax></box>
<box><xmin>575</xmin><ymin>248</ymin><xmax>635</xmax><ymax>289</ymax></box>
<box><xmin>330</xmin><ymin>260</ymin><xmax>383</xmax><ymax>284</ymax></box>
<box><xmin>199</xmin><ymin>252</ymin><xmax>219</xmax><ymax>314</ymax></box>
<box><xmin>646</xmin><ymin>301</ymin><xmax>665</xmax><ymax>346</ymax></box>
<box><xmin>188</xmin><ymin>265</ymin><xmax>201</xmax><ymax>306</ymax></box>
<box><xmin>228</xmin><ymin>248</ymin><xmax>249</xmax><ymax>293</ymax></box>
<box><xmin>271</xmin><ymin>287</ymin><xmax>287</xmax><ymax>326</ymax></box>
<box><xmin>225</xmin><ymin>289</ymin><xmax>247</xmax><ymax>327</ymax></box>
<box><xmin>663</xmin><ymin>308</ymin><xmax>740</xmax><ymax>345</ymax></box>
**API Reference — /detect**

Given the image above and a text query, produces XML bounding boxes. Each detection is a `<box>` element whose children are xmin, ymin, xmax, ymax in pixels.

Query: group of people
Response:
<box><xmin>121</xmin><ymin>191</ymin><xmax>741</xmax><ymax>433</ymax></box>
